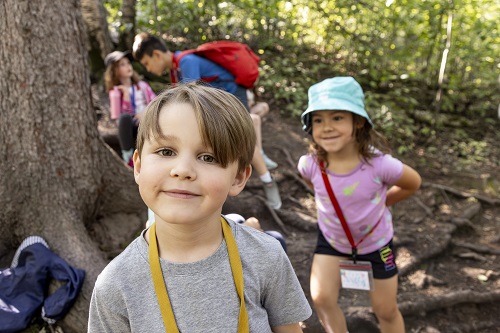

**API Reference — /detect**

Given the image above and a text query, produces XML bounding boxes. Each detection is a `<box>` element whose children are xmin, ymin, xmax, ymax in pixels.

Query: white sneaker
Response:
<box><xmin>262</xmin><ymin>151</ymin><xmax>278</xmax><ymax>170</ymax></box>
<box><xmin>263</xmin><ymin>180</ymin><xmax>282</xmax><ymax>209</ymax></box>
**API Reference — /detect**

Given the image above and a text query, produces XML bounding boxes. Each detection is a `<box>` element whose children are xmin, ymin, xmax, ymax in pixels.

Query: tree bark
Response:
<box><xmin>119</xmin><ymin>0</ymin><xmax>136</xmax><ymax>51</ymax></box>
<box><xmin>81</xmin><ymin>0</ymin><xmax>113</xmax><ymax>74</ymax></box>
<box><xmin>0</xmin><ymin>1</ymin><xmax>144</xmax><ymax>331</ymax></box>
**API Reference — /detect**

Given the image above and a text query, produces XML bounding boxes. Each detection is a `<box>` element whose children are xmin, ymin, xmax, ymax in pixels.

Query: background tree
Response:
<box><xmin>81</xmin><ymin>0</ymin><xmax>114</xmax><ymax>76</ymax></box>
<box><xmin>118</xmin><ymin>0</ymin><xmax>137</xmax><ymax>50</ymax></box>
<box><xmin>0</xmin><ymin>0</ymin><xmax>145</xmax><ymax>331</ymax></box>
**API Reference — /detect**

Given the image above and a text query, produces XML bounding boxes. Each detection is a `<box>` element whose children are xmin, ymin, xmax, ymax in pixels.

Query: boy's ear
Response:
<box><xmin>228</xmin><ymin>165</ymin><xmax>252</xmax><ymax>197</ymax></box>
<box><xmin>133</xmin><ymin>150</ymin><xmax>141</xmax><ymax>184</ymax></box>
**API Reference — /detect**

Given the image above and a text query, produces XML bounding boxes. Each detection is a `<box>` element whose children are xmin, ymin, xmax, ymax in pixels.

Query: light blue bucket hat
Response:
<box><xmin>301</xmin><ymin>76</ymin><xmax>373</xmax><ymax>133</ymax></box>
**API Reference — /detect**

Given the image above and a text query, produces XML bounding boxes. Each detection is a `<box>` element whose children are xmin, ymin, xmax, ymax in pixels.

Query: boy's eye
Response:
<box><xmin>157</xmin><ymin>148</ymin><xmax>174</xmax><ymax>157</ymax></box>
<box><xmin>333</xmin><ymin>116</ymin><xmax>343</xmax><ymax>121</ymax></box>
<box><xmin>199</xmin><ymin>154</ymin><xmax>216</xmax><ymax>163</ymax></box>
<box><xmin>312</xmin><ymin>118</ymin><xmax>322</xmax><ymax>123</ymax></box>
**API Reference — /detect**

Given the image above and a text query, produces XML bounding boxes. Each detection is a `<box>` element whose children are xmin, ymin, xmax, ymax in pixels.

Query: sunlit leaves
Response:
<box><xmin>103</xmin><ymin>0</ymin><xmax>499</xmax><ymax>122</ymax></box>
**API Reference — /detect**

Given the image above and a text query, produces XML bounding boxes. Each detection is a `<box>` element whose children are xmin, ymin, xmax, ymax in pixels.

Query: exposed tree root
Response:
<box><xmin>412</xmin><ymin>196</ymin><xmax>434</xmax><ymax>216</ymax></box>
<box><xmin>399</xmin><ymin>200</ymin><xmax>487</xmax><ymax>276</ymax></box>
<box><xmin>344</xmin><ymin>290</ymin><xmax>500</xmax><ymax>332</ymax></box>
<box><xmin>255</xmin><ymin>195</ymin><xmax>290</xmax><ymax>235</ymax></box>
<box><xmin>285</xmin><ymin>195</ymin><xmax>305</xmax><ymax>206</ymax></box>
<box><xmin>429</xmin><ymin>183</ymin><xmax>500</xmax><ymax>205</ymax></box>
<box><xmin>449</xmin><ymin>218</ymin><xmax>479</xmax><ymax>231</ymax></box>
<box><xmin>399</xmin><ymin>223</ymin><xmax>455</xmax><ymax>276</ymax></box>
<box><xmin>452</xmin><ymin>240</ymin><xmax>500</xmax><ymax>255</ymax></box>
<box><xmin>277</xmin><ymin>147</ymin><xmax>297</xmax><ymax>169</ymax></box>
<box><xmin>446</xmin><ymin>321</ymin><xmax>500</xmax><ymax>333</ymax></box>
<box><xmin>453</xmin><ymin>202</ymin><xmax>482</xmax><ymax>220</ymax></box>
<box><xmin>282</xmin><ymin>170</ymin><xmax>314</xmax><ymax>195</ymax></box>
<box><xmin>399</xmin><ymin>289</ymin><xmax>500</xmax><ymax>316</ymax></box>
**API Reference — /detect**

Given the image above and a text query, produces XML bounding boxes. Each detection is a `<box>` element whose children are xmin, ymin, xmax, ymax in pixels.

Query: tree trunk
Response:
<box><xmin>118</xmin><ymin>0</ymin><xmax>136</xmax><ymax>51</ymax></box>
<box><xmin>81</xmin><ymin>0</ymin><xmax>114</xmax><ymax>75</ymax></box>
<box><xmin>0</xmin><ymin>1</ymin><xmax>145</xmax><ymax>331</ymax></box>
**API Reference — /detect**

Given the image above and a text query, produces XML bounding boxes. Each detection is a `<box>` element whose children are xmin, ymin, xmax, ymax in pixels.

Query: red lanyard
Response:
<box><xmin>319</xmin><ymin>160</ymin><xmax>382</xmax><ymax>262</ymax></box>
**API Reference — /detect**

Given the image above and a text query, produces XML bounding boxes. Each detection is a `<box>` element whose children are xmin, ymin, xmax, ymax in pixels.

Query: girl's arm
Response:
<box><xmin>272</xmin><ymin>322</ymin><xmax>304</xmax><ymax>333</ymax></box>
<box><xmin>302</xmin><ymin>177</ymin><xmax>314</xmax><ymax>192</ymax></box>
<box><xmin>386</xmin><ymin>164</ymin><xmax>421</xmax><ymax>207</ymax></box>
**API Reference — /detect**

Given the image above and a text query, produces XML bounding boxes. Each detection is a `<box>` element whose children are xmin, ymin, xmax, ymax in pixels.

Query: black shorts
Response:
<box><xmin>314</xmin><ymin>230</ymin><xmax>398</xmax><ymax>279</ymax></box>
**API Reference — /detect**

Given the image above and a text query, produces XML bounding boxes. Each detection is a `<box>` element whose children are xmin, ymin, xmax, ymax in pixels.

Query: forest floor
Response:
<box><xmin>96</xmin><ymin>91</ymin><xmax>500</xmax><ymax>333</ymax></box>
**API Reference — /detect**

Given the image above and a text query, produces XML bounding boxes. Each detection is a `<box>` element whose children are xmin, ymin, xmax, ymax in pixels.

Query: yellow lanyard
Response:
<box><xmin>148</xmin><ymin>217</ymin><xmax>249</xmax><ymax>333</ymax></box>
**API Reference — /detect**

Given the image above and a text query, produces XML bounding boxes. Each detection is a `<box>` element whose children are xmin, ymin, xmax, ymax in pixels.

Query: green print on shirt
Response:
<box><xmin>360</xmin><ymin>224</ymin><xmax>373</xmax><ymax>235</ymax></box>
<box><xmin>343</xmin><ymin>181</ymin><xmax>360</xmax><ymax>196</ymax></box>
<box><xmin>371</xmin><ymin>192</ymin><xmax>381</xmax><ymax>204</ymax></box>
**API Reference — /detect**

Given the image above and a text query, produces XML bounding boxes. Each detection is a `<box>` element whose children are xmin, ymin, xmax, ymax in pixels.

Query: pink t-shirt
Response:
<box><xmin>298</xmin><ymin>153</ymin><xmax>403</xmax><ymax>254</ymax></box>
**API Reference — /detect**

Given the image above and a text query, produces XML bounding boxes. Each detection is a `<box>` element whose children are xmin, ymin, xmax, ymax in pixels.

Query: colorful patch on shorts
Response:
<box><xmin>379</xmin><ymin>244</ymin><xmax>396</xmax><ymax>271</ymax></box>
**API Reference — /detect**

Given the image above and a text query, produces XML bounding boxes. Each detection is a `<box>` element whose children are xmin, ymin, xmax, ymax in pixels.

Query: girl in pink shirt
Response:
<box><xmin>298</xmin><ymin>76</ymin><xmax>421</xmax><ymax>333</ymax></box>
<box><xmin>104</xmin><ymin>51</ymin><xmax>156</xmax><ymax>166</ymax></box>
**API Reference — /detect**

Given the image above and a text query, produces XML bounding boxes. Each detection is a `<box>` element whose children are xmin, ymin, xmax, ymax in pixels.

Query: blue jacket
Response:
<box><xmin>176</xmin><ymin>52</ymin><xmax>238</xmax><ymax>94</ymax></box>
<box><xmin>0</xmin><ymin>242</ymin><xmax>85</xmax><ymax>333</ymax></box>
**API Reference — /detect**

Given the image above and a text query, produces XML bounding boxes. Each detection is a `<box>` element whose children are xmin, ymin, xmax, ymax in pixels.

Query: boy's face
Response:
<box><xmin>133</xmin><ymin>102</ymin><xmax>251</xmax><ymax>226</ymax></box>
<box><xmin>139</xmin><ymin>50</ymin><xmax>167</xmax><ymax>77</ymax></box>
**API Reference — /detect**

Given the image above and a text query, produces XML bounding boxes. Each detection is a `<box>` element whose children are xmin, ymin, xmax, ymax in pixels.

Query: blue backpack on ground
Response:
<box><xmin>0</xmin><ymin>236</ymin><xmax>85</xmax><ymax>333</ymax></box>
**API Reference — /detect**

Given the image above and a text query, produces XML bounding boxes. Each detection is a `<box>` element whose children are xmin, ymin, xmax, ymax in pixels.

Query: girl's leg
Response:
<box><xmin>250</xmin><ymin>113</ymin><xmax>263</xmax><ymax>151</ymax></box>
<box><xmin>369</xmin><ymin>275</ymin><xmax>405</xmax><ymax>333</ymax></box>
<box><xmin>250</xmin><ymin>113</ymin><xmax>278</xmax><ymax>170</ymax></box>
<box><xmin>118</xmin><ymin>113</ymin><xmax>134</xmax><ymax>160</ymax></box>
<box><xmin>310</xmin><ymin>254</ymin><xmax>348</xmax><ymax>333</ymax></box>
<box><xmin>250</xmin><ymin>101</ymin><xmax>269</xmax><ymax>118</ymax></box>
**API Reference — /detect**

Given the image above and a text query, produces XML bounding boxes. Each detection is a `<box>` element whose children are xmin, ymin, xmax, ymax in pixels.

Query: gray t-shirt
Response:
<box><xmin>88</xmin><ymin>218</ymin><xmax>311</xmax><ymax>332</ymax></box>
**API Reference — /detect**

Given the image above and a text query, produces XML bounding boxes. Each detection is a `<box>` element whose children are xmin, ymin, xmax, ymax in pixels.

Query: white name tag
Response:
<box><xmin>339</xmin><ymin>260</ymin><xmax>374</xmax><ymax>291</ymax></box>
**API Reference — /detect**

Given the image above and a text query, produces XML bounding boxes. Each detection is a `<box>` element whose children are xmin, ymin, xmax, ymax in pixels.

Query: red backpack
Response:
<box><xmin>171</xmin><ymin>41</ymin><xmax>260</xmax><ymax>89</ymax></box>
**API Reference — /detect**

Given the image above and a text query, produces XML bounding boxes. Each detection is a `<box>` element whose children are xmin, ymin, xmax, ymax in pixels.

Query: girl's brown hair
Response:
<box><xmin>310</xmin><ymin>114</ymin><xmax>390</xmax><ymax>166</ymax></box>
<box><xmin>104</xmin><ymin>61</ymin><xmax>141</xmax><ymax>92</ymax></box>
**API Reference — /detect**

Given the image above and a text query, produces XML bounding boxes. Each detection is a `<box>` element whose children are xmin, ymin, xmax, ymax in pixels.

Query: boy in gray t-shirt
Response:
<box><xmin>88</xmin><ymin>83</ymin><xmax>311</xmax><ymax>332</ymax></box>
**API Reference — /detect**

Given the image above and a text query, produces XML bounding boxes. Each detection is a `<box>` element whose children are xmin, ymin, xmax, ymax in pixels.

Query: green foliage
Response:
<box><xmin>102</xmin><ymin>0</ymin><xmax>499</xmax><ymax>163</ymax></box>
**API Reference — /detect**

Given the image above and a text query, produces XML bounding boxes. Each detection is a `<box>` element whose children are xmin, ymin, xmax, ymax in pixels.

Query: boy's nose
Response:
<box><xmin>170</xmin><ymin>159</ymin><xmax>196</xmax><ymax>180</ymax></box>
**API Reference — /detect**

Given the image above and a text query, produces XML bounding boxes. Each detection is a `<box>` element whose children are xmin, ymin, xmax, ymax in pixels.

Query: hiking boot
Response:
<box><xmin>262</xmin><ymin>150</ymin><xmax>278</xmax><ymax>170</ymax></box>
<box><xmin>263</xmin><ymin>180</ymin><xmax>282</xmax><ymax>210</ymax></box>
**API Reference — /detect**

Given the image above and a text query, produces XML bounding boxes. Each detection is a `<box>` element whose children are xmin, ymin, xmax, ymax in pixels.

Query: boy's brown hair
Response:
<box><xmin>132</xmin><ymin>32</ymin><xmax>168</xmax><ymax>62</ymax></box>
<box><xmin>136</xmin><ymin>83</ymin><xmax>256</xmax><ymax>173</ymax></box>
